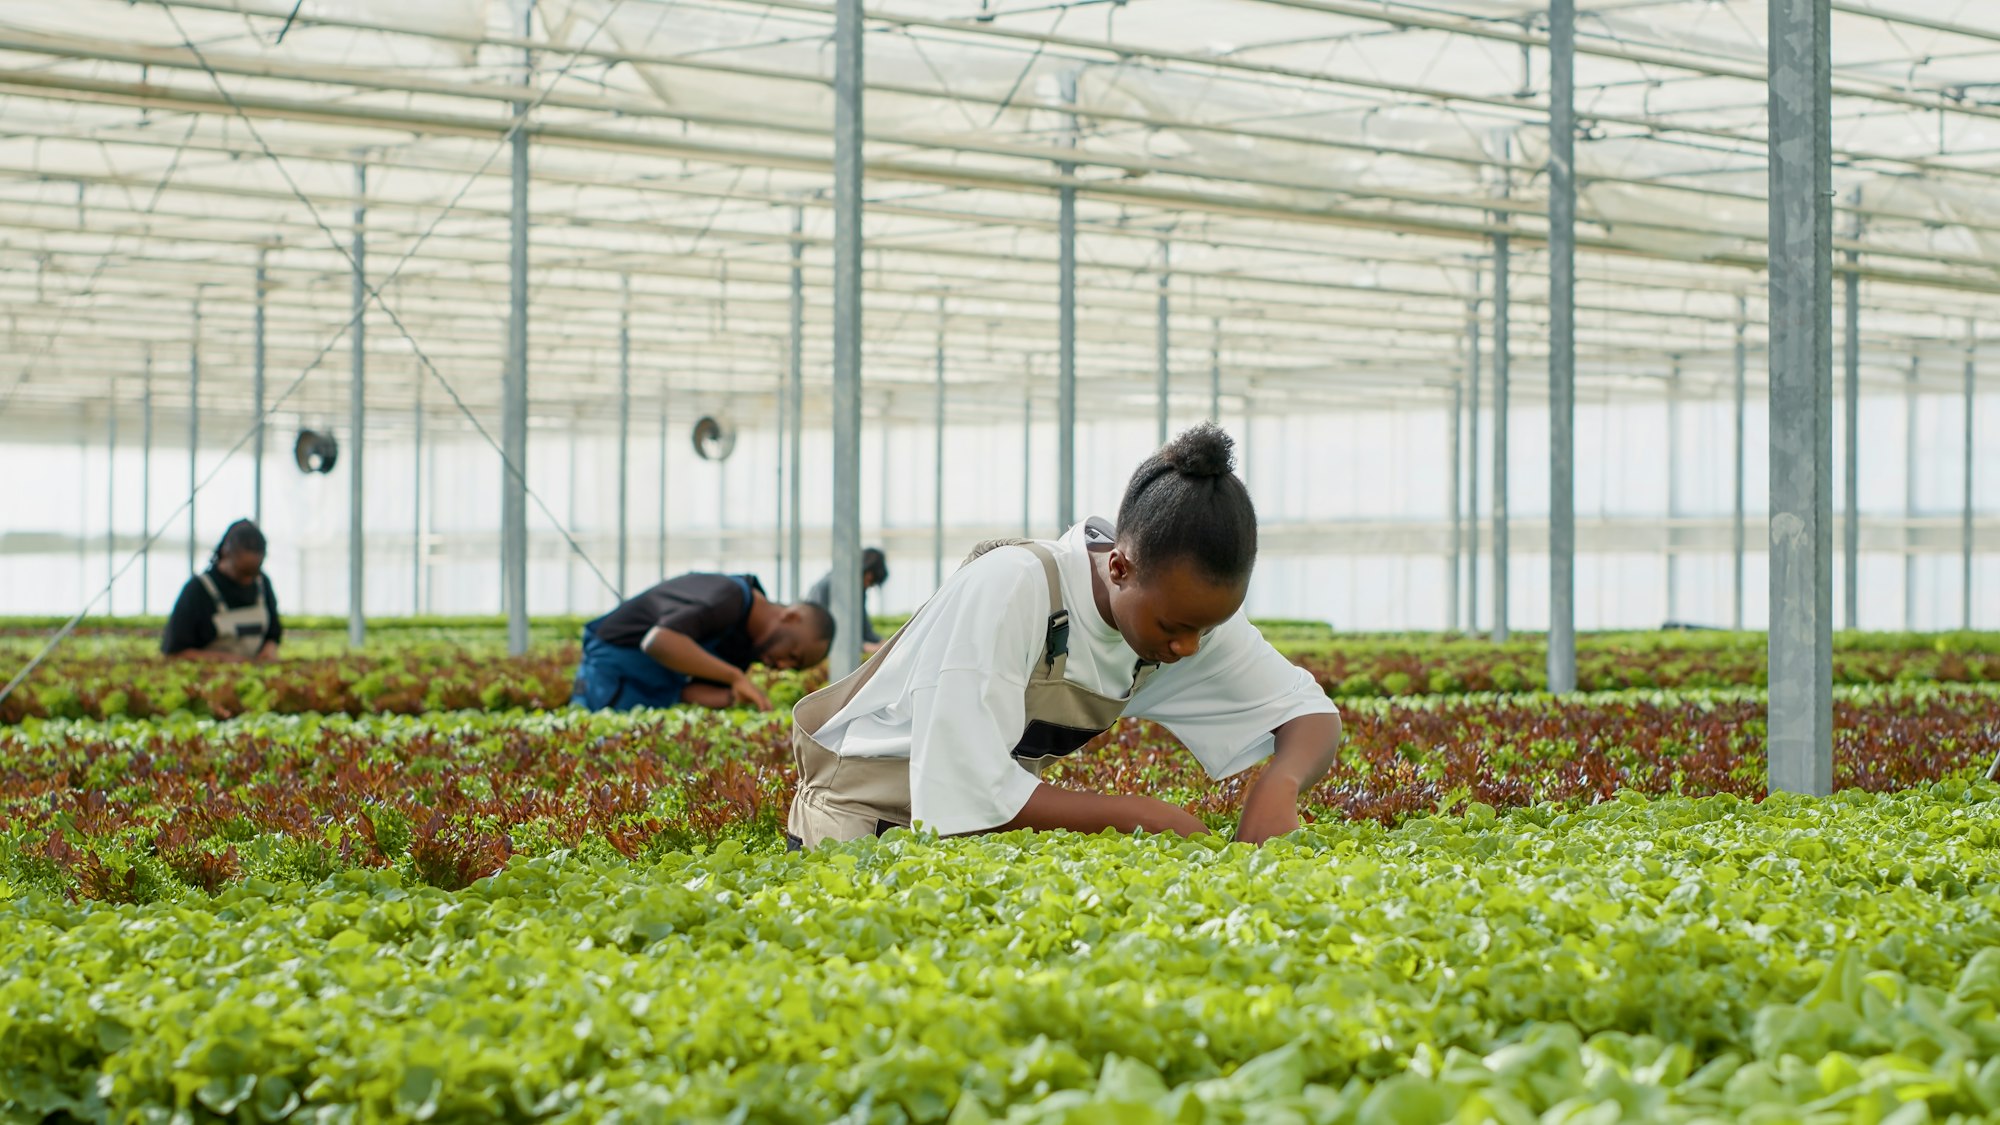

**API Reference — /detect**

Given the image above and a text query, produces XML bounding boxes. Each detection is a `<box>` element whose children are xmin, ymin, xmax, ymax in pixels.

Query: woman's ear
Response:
<box><xmin>1106</xmin><ymin>547</ymin><xmax>1136</xmax><ymax>586</ymax></box>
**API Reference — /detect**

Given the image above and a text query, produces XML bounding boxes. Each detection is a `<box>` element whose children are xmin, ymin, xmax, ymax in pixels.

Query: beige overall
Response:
<box><xmin>786</xmin><ymin>539</ymin><xmax>1156</xmax><ymax>848</ymax></box>
<box><xmin>196</xmin><ymin>572</ymin><xmax>271</xmax><ymax>660</ymax></box>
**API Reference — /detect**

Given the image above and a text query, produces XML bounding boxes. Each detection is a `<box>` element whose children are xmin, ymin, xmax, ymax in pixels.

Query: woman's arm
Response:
<box><xmin>979</xmin><ymin>784</ymin><xmax>1207</xmax><ymax>837</ymax></box>
<box><xmin>1232</xmin><ymin>711</ymin><xmax>1342</xmax><ymax>844</ymax></box>
<box><xmin>171</xmin><ymin>649</ymin><xmax>246</xmax><ymax>664</ymax></box>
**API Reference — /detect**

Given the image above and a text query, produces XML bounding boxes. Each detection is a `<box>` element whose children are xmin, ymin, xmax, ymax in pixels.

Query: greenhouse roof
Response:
<box><xmin>1</xmin><ymin>0</ymin><xmax>1997</xmax><ymax>441</ymax></box>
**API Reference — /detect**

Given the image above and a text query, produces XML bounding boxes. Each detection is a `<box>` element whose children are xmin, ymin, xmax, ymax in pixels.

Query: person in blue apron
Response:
<box><xmin>162</xmin><ymin>519</ymin><xmax>283</xmax><ymax>664</ymax></box>
<box><xmin>572</xmin><ymin>572</ymin><xmax>835</xmax><ymax>711</ymax></box>
<box><xmin>786</xmin><ymin>422</ymin><xmax>1343</xmax><ymax>849</ymax></box>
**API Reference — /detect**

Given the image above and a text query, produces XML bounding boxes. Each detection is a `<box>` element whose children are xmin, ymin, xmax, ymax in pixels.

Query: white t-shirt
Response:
<box><xmin>811</xmin><ymin>519</ymin><xmax>1339</xmax><ymax>836</ymax></box>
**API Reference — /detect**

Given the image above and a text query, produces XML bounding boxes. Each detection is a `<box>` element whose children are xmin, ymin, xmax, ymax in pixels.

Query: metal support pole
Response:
<box><xmin>252</xmin><ymin>250</ymin><xmax>266</xmax><ymax>525</ymax></box>
<box><xmin>1966</xmin><ymin>323</ymin><xmax>1978</xmax><ymax>630</ymax></box>
<box><xmin>1448</xmin><ymin>381</ymin><xmax>1462</xmax><ymax>632</ymax></box>
<box><xmin>1733</xmin><ymin>299</ymin><xmax>1747</xmax><ymax>630</ymax></box>
<box><xmin>617</xmin><ymin>274</ymin><xmax>632</xmax><ymax>599</ymax></box>
<box><xmin>1208</xmin><ymin>317</ymin><xmax>1221</xmax><ymax>423</ymax></box>
<box><xmin>188</xmin><ymin>297</ymin><xmax>200</xmax><ymax>576</ymax></box>
<box><xmin>1766</xmin><ymin>0</ymin><xmax>1835</xmax><ymax>795</ymax></box>
<box><xmin>141</xmin><ymin>346</ymin><xmax>152</xmax><ymax>612</ymax></box>
<box><xmin>658</xmin><ymin>404</ymin><xmax>668</xmax><ymax>576</ymax></box>
<box><xmin>106</xmin><ymin>384</ymin><xmax>116</xmax><ymax>615</ymax></box>
<box><xmin>502</xmin><ymin>20</ymin><xmax>532</xmax><ymax>656</ymax></box>
<box><xmin>1545</xmin><ymin>0</ymin><xmax>1575</xmax><ymax>689</ymax></box>
<box><xmin>349</xmin><ymin>161</ymin><xmax>366</xmax><ymax>649</ymax></box>
<box><xmin>1156</xmin><ymin>243</ymin><xmax>1170</xmax><ymax>446</ymax></box>
<box><xmin>788</xmin><ymin>207</ymin><xmax>805</xmax><ymax>605</ymax></box>
<box><xmin>412</xmin><ymin>373</ymin><xmax>423</xmax><ymax>614</ymax></box>
<box><xmin>829</xmin><ymin>0</ymin><xmax>865</xmax><ymax>678</ymax></box>
<box><xmin>1023</xmin><ymin>374</ymin><xmax>1033</xmax><ymax>536</ymax></box>
<box><xmin>1843</xmin><ymin>241</ymin><xmax>1861</xmax><ymax>630</ymax></box>
<box><xmin>1493</xmin><ymin>234</ymin><xmax>1512</xmax><ymax>645</ymax></box>
<box><xmin>1056</xmin><ymin>70</ymin><xmax>1078</xmax><ymax>534</ymax></box>
<box><xmin>934</xmin><ymin>297</ymin><xmax>946</xmax><ymax>592</ymax></box>
<box><xmin>1666</xmin><ymin>359</ymin><xmax>1682</xmax><ymax>624</ymax></box>
<box><xmin>1906</xmin><ymin>357</ymin><xmax>1920</xmax><ymax>630</ymax></box>
<box><xmin>1467</xmin><ymin>285</ymin><xmax>1482</xmax><ymax>634</ymax></box>
<box><xmin>567</xmin><ymin>427</ymin><xmax>579</xmax><ymax>615</ymax></box>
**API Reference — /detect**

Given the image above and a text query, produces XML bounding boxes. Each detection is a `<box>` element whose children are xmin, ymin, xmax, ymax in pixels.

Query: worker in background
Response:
<box><xmin>786</xmin><ymin>423</ymin><xmax>1342</xmax><ymax>849</ymax></box>
<box><xmin>572</xmin><ymin>572</ymin><xmax>834</xmax><ymax>712</ymax></box>
<box><xmin>806</xmin><ymin>547</ymin><xmax>889</xmax><ymax>653</ymax></box>
<box><xmin>162</xmin><ymin>519</ymin><xmax>282</xmax><ymax>664</ymax></box>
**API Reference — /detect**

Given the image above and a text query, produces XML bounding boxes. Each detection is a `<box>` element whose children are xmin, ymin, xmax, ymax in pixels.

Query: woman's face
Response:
<box><xmin>220</xmin><ymin>548</ymin><xmax>264</xmax><ymax>585</ymax></box>
<box><xmin>1103</xmin><ymin>550</ymin><xmax>1244</xmax><ymax>665</ymax></box>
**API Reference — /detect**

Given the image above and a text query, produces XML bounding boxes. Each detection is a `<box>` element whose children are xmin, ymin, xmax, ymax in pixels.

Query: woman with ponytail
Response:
<box><xmin>786</xmin><ymin>422</ymin><xmax>1341</xmax><ymax>849</ymax></box>
<box><xmin>161</xmin><ymin>519</ymin><xmax>283</xmax><ymax>663</ymax></box>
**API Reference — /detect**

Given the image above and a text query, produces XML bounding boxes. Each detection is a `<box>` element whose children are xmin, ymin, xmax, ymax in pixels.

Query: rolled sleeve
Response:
<box><xmin>908</xmin><ymin>669</ymin><xmax>1041</xmax><ymax>835</ymax></box>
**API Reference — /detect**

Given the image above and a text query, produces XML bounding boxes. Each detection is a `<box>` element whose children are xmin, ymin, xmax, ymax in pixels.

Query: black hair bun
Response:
<box><xmin>1160</xmin><ymin>422</ymin><xmax>1236</xmax><ymax>479</ymax></box>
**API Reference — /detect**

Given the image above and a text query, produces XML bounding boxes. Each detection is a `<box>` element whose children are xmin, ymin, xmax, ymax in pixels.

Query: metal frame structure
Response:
<box><xmin>0</xmin><ymin>0</ymin><xmax>1993</xmax><ymax>651</ymax></box>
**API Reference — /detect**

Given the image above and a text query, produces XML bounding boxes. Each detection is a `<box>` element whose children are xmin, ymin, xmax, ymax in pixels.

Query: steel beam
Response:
<box><xmin>1448</xmin><ymin>380</ymin><xmax>1462</xmax><ymax>631</ymax></box>
<box><xmin>829</xmin><ymin>0</ymin><xmax>865</xmax><ymax>677</ymax></box>
<box><xmin>140</xmin><ymin>345</ymin><xmax>152</xmax><ymax>611</ymax></box>
<box><xmin>788</xmin><ymin>207</ymin><xmax>805</xmax><ymax>604</ymax></box>
<box><xmin>1156</xmin><ymin>242</ymin><xmax>1170</xmax><ymax>446</ymax></box>
<box><xmin>188</xmin><ymin>296</ymin><xmax>199</xmax><ymax>576</ymax></box>
<box><xmin>1467</xmin><ymin>286</ymin><xmax>1481</xmax><ymax>633</ymax></box>
<box><xmin>349</xmin><ymin>161</ymin><xmax>366</xmax><ymax>649</ymax></box>
<box><xmin>1733</xmin><ymin>297</ymin><xmax>1747</xmax><ymax>630</ymax></box>
<box><xmin>1494</xmin><ymin>236</ymin><xmax>1512</xmax><ymax>644</ymax></box>
<box><xmin>1967</xmin><ymin>323</ymin><xmax>1979</xmax><ymax>629</ymax></box>
<box><xmin>1208</xmin><ymin>317</ymin><xmax>1221</xmax><ymax>423</ymax></box>
<box><xmin>1056</xmin><ymin>71</ymin><xmax>1078</xmax><ymax>534</ymax></box>
<box><xmin>1907</xmin><ymin>356</ymin><xmax>1920</xmax><ymax>629</ymax></box>
<box><xmin>105</xmin><ymin>382</ymin><xmax>116</xmax><ymax>614</ymax></box>
<box><xmin>252</xmin><ymin>250</ymin><xmax>266</xmax><ymax>524</ymax></box>
<box><xmin>1844</xmin><ymin>232</ymin><xmax>1861</xmax><ymax>629</ymax></box>
<box><xmin>617</xmin><ymin>273</ymin><xmax>631</xmax><ymax>598</ymax></box>
<box><xmin>1666</xmin><ymin>357</ymin><xmax>1682</xmax><ymax>623</ymax></box>
<box><xmin>657</xmin><ymin>405</ymin><xmax>668</xmax><ymax>576</ymax></box>
<box><xmin>1766</xmin><ymin>0</ymin><xmax>1835</xmax><ymax>795</ymax></box>
<box><xmin>1545</xmin><ymin>0</ymin><xmax>1575</xmax><ymax>690</ymax></box>
<box><xmin>502</xmin><ymin>20</ymin><xmax>531</xmax><ymax>656</ymax></box>
<box><xmin>412</xmin><ymin>372</ymin><xmax>423</xmax><ymax>614</ymax></box>
<box><xmin>934</xmin><ymin>297</ymin><xmax>946</xmax><ymax>592</ymax></box>
<box><xmin>1023</xmin><ymin>374</ymin><xmax>1033</xmax><ymax>536</ymax></box>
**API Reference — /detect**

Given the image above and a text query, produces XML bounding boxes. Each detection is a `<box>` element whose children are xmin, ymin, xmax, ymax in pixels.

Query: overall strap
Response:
<box><xmin>729</xmin><ymin>575</ymin><xmax>757</xmax><ymax>629</ymax></box>
<box><xmin>195</xmin><ymin>571</ymin><xmax>224</xmax><ymax>605</ymax></box>
<box><xmin>1008</xmin><ymin>541</ymin><xmax>1070</xmax><ymax>676</ymax></box>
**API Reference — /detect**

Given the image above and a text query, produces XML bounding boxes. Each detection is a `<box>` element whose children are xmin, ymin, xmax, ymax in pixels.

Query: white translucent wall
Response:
<box><xmin>3</xmin><ymin>390</ymin><xmax>1997</xmax><ymax>632</ymax></box>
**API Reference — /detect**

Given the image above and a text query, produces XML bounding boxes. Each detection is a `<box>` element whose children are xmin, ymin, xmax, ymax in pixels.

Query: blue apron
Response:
<box><xmin>571</xmin><ymin>575</ymin><xmax>755</xmax><ymax>711</ymax></box>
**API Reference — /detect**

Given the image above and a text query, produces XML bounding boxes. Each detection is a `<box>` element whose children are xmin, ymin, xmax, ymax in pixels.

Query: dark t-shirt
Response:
<box><xmin>161</xmin><ymin>569</ymin><xmax>283</xmax><ymax>654</ymax></box>
<box><xmin>591</xmin><ymin>573</ymin><xmax>763</xmax><ymax>670</ymax></box>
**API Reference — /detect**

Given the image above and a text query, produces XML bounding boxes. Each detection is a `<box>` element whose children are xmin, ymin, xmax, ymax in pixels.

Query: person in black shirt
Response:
<box><xmin>805</xmin><ymin>547</ymin><xmax>888</xmax><ymax>653</ymax></box>
<box><xmin>162</xmin><ymin>519</ymin><xmax>282</xmax><ymax>663</ymax></box>
<box><xmin>572</xmin><ymin>572</ymin><xmax>835</xmax><ymax>712</ymax></box>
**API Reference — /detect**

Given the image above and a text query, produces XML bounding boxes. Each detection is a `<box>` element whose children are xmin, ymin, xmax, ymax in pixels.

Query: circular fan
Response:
<box><xmin>691</xmin><ymin>415</ymin><xmax>737</xmax><ymax>462</ymax></box>
<box><xmin>294</xmin><ymin>429</ymin><xmax>339</xmax><ymax>474</ymax></box>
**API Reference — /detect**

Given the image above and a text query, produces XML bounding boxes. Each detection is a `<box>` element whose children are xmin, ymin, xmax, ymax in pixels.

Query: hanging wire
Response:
<box><xmin>0</xmin><ymin>0</ymin><xmax>632</xmax><ymax>708</ymax></box>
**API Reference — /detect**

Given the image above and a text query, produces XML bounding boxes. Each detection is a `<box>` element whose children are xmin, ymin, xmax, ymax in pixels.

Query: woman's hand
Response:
<box><xmin>254</xmin><ymin>642</ymin><xmax>280</xmax><ymax>664</ymax></box>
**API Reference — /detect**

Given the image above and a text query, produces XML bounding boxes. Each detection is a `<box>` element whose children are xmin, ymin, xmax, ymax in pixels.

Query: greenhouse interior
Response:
<box><xmin>3</xmin><ymin>0</ymin><xmax>2000</xmax><ymax>1120</ymax></box>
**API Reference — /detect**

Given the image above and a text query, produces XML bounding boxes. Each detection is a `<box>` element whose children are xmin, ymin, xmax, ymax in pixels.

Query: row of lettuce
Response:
<box><xmin>5</xmin><ymin>784</ymin><xmax>2000</xmax><ymax>1121</ymax></box>
<box><xmin>6</xmin><ymin>626</ymin><xmax>2000</xmax><ymax>722</ymax></box>
<box><xmin>4</xmin><ymin>683</ymin><xmax>1994</xmax><ymax>901</ymax></box>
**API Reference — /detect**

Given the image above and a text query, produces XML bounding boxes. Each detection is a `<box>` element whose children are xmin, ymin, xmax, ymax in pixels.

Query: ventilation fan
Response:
<box><xmin>294</xmin><ymin>429</ymin><xmax>339</xmax><ymax>474</ymax></box>
<box><xmin>691</xmin><ymin>415</ymin><xmax>737</xmax><ymax>462</ymax></box>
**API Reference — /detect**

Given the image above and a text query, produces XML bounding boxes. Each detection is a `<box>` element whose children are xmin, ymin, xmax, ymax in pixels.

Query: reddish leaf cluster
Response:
<box><xmin>5</xmin><ymin>689</ymin><xmax>1995</xmax><ymax>899</ymax></box>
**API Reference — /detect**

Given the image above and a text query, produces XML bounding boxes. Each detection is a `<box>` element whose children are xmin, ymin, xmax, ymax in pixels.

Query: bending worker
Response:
<box><xmin>806</xmin><ymin>546</ymin><xmax>888</xmax><ymax>652</ymax></box>
<box><xmin>162</xmin><ymin>519</ymin><xmax>282</xmax><ymax>664</ymax></box>
<box><xmin>786</xmin><ymin>423</ymin><xmax>1341</xmax><ymax>848</ymax></box>
<box><xmin>573</xmin><ymin>571</ymin><xmax>834</xmax><ymax>712</ymax></box>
